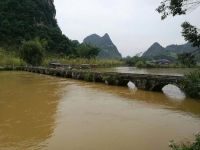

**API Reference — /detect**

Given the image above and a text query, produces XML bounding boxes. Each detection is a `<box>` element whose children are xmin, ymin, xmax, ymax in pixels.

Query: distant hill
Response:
<box><xmin>142</xmin><ymin>42</ymin><xmax>198</xmax><ymax>62</ymax></box>
<box><xmin>83</xmin><ymin>33</ymin><xmax>122</xmax><ymax>60</ymax></box>
<box><xmin>165</xmin><ymin>43</ymin><xmax>196</xmax><ymax>53</ymax></box>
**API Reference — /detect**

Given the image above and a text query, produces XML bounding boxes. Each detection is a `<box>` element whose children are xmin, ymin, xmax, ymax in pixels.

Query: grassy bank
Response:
<box><xmin>0</xmin><ymin>52</ymin><xmax>125</xmax><ymax>68</ymax></box>
<box><xmin>42</xmin><ymin>58</ymin><xmax>125</xmax><ymax>67</ymax></box>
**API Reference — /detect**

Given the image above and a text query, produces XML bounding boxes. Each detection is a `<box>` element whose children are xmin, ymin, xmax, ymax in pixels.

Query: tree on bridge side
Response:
<box><xmin>19</xmin><ymin>40</ymin><xmax>45</xmax><ymax>66</ymax></box>
<box><xmin>156</xmin><ymin>0</ymin><xmax>200</xmax><ymax>66</ymax></box>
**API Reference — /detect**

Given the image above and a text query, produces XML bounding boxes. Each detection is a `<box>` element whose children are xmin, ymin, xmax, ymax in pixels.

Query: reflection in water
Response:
<box><xmin>127</xmin><ymin>81</ymin><xmax>137</xmax><ymax>90</ymax></box>
<box><xmin>86</xmin><ymin>67</ymin><xmax>197</xmax><ymax>75</ymax></box>
<box><xmin>162</xmin><ymin>84</ymin><xmax>185</xmax><ymax>99</ymax></box>
<box><xmin>0</xmin><ymin>71</ymin><xmax>200</xmax><ymax>150</ymax></box>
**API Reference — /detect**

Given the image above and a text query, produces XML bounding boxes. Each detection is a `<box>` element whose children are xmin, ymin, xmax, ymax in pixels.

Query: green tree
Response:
<box><xmin>0</xmin><ymin>0</ymin><xmax>78</xmax><ymax>56</ymax></box>
<box><xmin>156</xmin><ymin>0</ymin><xmax>200</xmax><ymax>48</ymax></box>
<box><xmin>76</xmin><ymin>43</ymin><xmax>100</xmax><ymax>59</ymax></box>
<box><xmin>179</xmin><ymin>69</ymin><xmax>200</xmax><ymax>100</ymax></box>
<box><xmin>177</xmin><ymin>52</ymin><xmax>196</xmax><ymax>67</ymax></box>
<box><xmin>121</xmin><ymin>55</ymin><xmax>144</xmax><ymax>66</ymax></box>
<box><xmin>156</xmin><ymin>0</ymin><xmax>200</xmax><ymax>66</ymax></box>
<box><xmin>135</xmin><ymin>61</ymin><xmax>144</xmax><ymax>68</ymax></box>
<box><xmin>34</xmin><ymin>37</ymin><xmax>48</xmax><ymax>49</ymax></box>
<box><xmin>57</xmin><ymin>39</ymin><xmax>73</xmax><ymax>55</ymax></box>
<box><xmin>19</xmin><ymin>40</ymin><xmax>45</xmax><ymax>66</ymax></box>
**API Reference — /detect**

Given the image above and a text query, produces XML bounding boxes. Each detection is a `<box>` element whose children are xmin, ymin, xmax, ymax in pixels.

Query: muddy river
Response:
<box><xmin>0</xmin><ymin>69</ymin><xmax>200</xmax><ymax>150</ymax></box>
<box><xmin>86</xmin><ymin>67</ymin><xmax>197</xmax><ymax>75</ymax></box>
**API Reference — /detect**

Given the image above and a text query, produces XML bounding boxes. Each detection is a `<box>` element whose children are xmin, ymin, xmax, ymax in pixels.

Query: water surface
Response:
<box><xmin>0</xmin><ymin>71</ymin><xmax>200</xmax><ymax>150</ymax></box>
<box><xmin>86</xmin><ymin>67</ymin><xmax>197</xmax><ymax>75</ymax></box>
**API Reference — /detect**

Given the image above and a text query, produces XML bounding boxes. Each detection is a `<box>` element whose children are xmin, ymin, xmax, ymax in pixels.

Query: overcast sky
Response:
<box><xmin>54</xmin><ymin>0</ymin><xmax>200</xmax><ymax>57</ymax></box>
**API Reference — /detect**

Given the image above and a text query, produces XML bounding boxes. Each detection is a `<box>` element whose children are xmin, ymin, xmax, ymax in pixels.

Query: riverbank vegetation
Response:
<box><xmin>0</xmin><ymin>53</ymin><xmax>125</xmax><ymax>68</ymax></box>
<box><xmin>121</xmin><ymin>56</ymin><xmax>198</xmax><ymax>68</ymax></box>
<box><xmin>0</xmin><ymin>47</ymin><xmax>125</xmax><ymax>68</ymax></box>
<box><xmin>169</xmin><ymin>134</ymin><xmax>200</xmax><ymax>150</ymax></box>
<box><xmin>180</xmin><ymin>68</ymin><xmax>200</xmax><ymax>100</ymax></box>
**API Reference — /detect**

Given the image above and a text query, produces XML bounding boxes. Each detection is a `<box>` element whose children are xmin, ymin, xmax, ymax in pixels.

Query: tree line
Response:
<box><xmin>19</xmin><ymin>37</ymin><xmax>100</xmax><ymax>65</ymax></box>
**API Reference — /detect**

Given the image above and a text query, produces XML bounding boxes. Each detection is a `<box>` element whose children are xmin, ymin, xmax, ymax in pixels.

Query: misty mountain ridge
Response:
<box><xmin>83</xmin><ymin>33</ymin><xmax>122</xmax><ymax>60</ymax></box>
<box><xmin>142</xmin><ymin>42</ymin><xmax>197</xmax><ymax>62</ymax></box>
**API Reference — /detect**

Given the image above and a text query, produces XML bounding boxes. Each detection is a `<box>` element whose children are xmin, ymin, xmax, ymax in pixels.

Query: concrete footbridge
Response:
<box><xmin>18</xmin><ymin>67</ymin><xmax>183</xmax><ymax>92</ymax></box>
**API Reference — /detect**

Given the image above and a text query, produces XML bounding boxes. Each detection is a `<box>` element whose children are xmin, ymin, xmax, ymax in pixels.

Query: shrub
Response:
<box><xmin>19</xmin><ymin>41</ymin><xmax>45</xmax><ymax>66</ymax></box>
<box><xmin>102</xmin><ymin>75</ymin><xmax>111</xmax><ymax>81</ymax></box>
<box><xmin>135</xmin><ymin>61</ymin><xmax>144</xmax><ymax>68</ymax></box>
<box><xmin>49</xmin><ymin>70</ymin><xmax>60</xmax><ymax>76</ymax></box>
<box><xmin>72</xmin><ymin>71</ymin><xmax>80</xmax><ymax>79</ymax></box>
<box><xmin>114</xmin><ymin>74</ymin><xmax>122</xmax><ymax>80</ymax></box>
<box><xmin>84</xmin><ymin>73</ymin><xmax>93</xmax><ymax>82</ymax></box>
<box><xmin>169</xmin><ymin>134</ymin><xmax>200</xmax><ymax>150</ymax></box>
<box><xmin>172</xmin><ymin>63</ymin><xmax>179</xmax><ymax>68</ymax></box>
<box><xmin>180</xmin><ymin>64</ymin><xmax>187</xmax><ymax>68</ymax></box>
<box><xmin>180</xmin><ymin>69</ymin><xmax>200</xmax><ymax>100</ymax></box>
<box><xmin>145</xmin><ymin>63</ymin><xmax>154</xmax><ymax>68</ymax></box>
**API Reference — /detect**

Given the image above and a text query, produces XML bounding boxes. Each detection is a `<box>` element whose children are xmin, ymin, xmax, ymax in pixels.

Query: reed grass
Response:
<box><xmin>42</xmin><ymin>58</ymin><xmax>125</xmax><ymax>67</ymax></box>
<box><xmin>0</xmin><ymin>53</ymin><xmax>125</xmax><ymax>68</ymax></box>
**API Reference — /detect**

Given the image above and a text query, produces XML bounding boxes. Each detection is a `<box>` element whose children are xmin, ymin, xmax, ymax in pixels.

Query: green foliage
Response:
<box><xmin>180</xmin><ymin>64</ymin><xmax>187</xmax><ymax>68</ymax></box>
<box><xmin>93</xmin><ymin>73</ymin><xmax>98</xmax><ymax>80</ymax></box>
<box><xmin>156</xmin><ymin>0</ymin><xmax>188</xmax><ymax>20</ymax></box>
<box><xmin>76</xmin><ymin>43</ymin><xmax>100</xmax><ymax>59</ymax></box>
<box><xmin>0</xmin><ymin>48</ymin><xmax>3</xmax><ymax>60</ymax></box>
<box><xmin>49</xmin><ymin>69</ymin><xmax>60</xmax><ymax>76</ymax></box>
<box><xmin>19</xmin><ymin>40</ymin><xmax>45</xmax><ymax>66</ymax></box>
<box><xmin>142</xmin><ymin>42</ymin><xmax>177</xmax><ymax>62</ymax></box>
<box><xmin>169</xmin><ymin>134</ymin><xmax>200</xmax><ymax>150</ymax></box>
<box><xmin>128</xmin><ymin>56</ymin><xmax>143</xmax><ymax>66</ymax></box>
<box><xmin>0</xmin><ymin>48</ymin><xmax>22</xmax><ymax>67</ymax></box>
<box><xmin>167</xmin><ymin>43</ymin><xmax>197</xmax><ymax>54</ymax></box>
<box><xmin>59</xmin><ymin>70</ymin><xmax>65</xmax><ymax>77</ymax></box>
<box><xmin>157</xmin><ymin>0</ymin><xmax>200</xmax><ymax>51</ymax></box>
<box><xmin>0</xmin><ymin>53</ymin><xmax>125</xmax><ymax>67</ymax></box>
<box><xmin>114</xmin><ymin>74</ymin><xmax>122</xmax><ymax>80</ymax></box>
<box><xmin>182</xmin><ymin>22</ymin><xmax>200</xmax><ymax>48</ymax></box>
<box><xmin>121</xmin><ymin>55</ymin><xmax>144</xmax><ymax>66</ymax></box>
<box><xmin>0</xmin><ymin>0</ymin><xmax>77</xmax><ymax>56</ymax></box>
<box><xmin>34</xmin><ymin>37</ymin><xmax>48</xmax><ymax>49</ymax></box>
<box><xmin>179</xmin><ymin>69</ymin><xmax>200</xmax><ymax>100</ymax></box>
<box><xmin>83</xmin><ymin>34</ymin><xmax>122</xmax><ymax>60</ymax></box>
<box><xmin>84</xmin><ymin>73</ymin><xmax>93</xmax><ymax>82</ymax></box>
<box><xmin>102</xmin><ymin>75</ymin><xmax>112</xmax><ymax>81</ymax></box>
<box><xmin>135</xmin><ymin>61</ymin><xmax>144</xmax><ymax>68</ymax></box>
<box><xmin>122</xmin><ymin>53</ymin><xmax>197</xmax><ymax>68</ymax></box>
<box><xmin>177</xmin><ymin>52</ymin><xmax>196</xmax><ymax>67</ymax></box>
<box><xmin>145</xmin><ymin>63</ymin><xmax>154</xmax><ymax>68</ymax></box>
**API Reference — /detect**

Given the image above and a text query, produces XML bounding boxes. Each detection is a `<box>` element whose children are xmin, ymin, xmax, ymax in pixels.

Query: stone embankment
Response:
<box><xmin>18</xmin><ymin>67</ymin><xmax>183</xmax><ymax>91</ymax></box>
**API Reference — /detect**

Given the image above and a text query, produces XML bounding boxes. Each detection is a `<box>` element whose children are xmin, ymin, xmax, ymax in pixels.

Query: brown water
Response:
<box><xmin>86</xmin><ymin>67</ymin><xmax>197</xmax><ymax>75</ymax></box>
<box><xmin>0</xmin><ymin>71</ymin><xmax>200</xmax><ymax>150</ymax></box>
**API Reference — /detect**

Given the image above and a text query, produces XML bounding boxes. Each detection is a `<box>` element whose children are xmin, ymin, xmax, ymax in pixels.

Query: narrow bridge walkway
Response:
<box><xmin>18</xmin><ymin>67</ymin><xmax>183</xmax><ymax>92</ymax></box>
